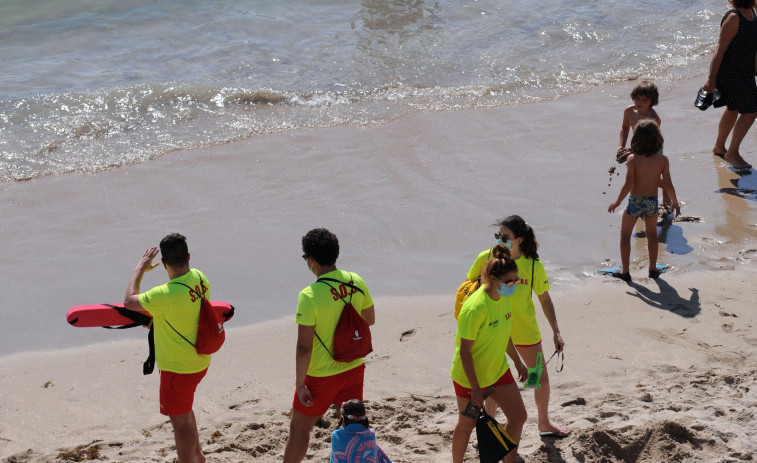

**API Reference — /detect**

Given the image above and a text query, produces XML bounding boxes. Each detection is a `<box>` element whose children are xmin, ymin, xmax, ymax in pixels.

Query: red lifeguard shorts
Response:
<box><xmin>453</xmin><ymin>369</ymin><xmax>515</xmax><ymax>399</ymax></box>
<box><xmin>159</xmin><ymin>368</ymin><xmax>207</xmax><ymax>416</ymax></box>
<box><xmin>292</xmin><ymin>364</ymin><xmax>365</xmax><ymax>417</ymax></box>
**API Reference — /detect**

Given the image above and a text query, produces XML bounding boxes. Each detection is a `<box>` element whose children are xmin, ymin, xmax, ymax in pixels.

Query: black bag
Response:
<box><xmin>475</xmin><ymin>409</ymin><xmax>518</xmax><ymax>463</ymax></box>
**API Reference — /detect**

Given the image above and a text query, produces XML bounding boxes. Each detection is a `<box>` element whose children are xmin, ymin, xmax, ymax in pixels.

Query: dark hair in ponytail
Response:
<box><xmin>482</xmin><ymin>245</ymin><xmax>518</xmax><ymax>286</ymax></box>
<box><xmin>498</xmin><ymin>215</ymin><xmax>539</xmax><ymax>260</ymax></box>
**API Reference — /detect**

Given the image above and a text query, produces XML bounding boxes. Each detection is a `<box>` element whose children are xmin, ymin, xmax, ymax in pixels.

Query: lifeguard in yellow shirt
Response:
<box><xmin>283</xmin><ymin>228</ymin><xmax>375</xmax><ymax>463</ymax></box>
<box><xmin>467</xmin><ymin>215</ymin><xmax>569</xmax><ymax>438</ymax></box>
<box><xmin>124</xmin><ymin>233</ymin><xmax>211</xmax><ymax>463</ymax></box>
<box><xmin>451</xmin><ymin>244</ymin><xmax>527</xmax><ymax>463</ymax></box>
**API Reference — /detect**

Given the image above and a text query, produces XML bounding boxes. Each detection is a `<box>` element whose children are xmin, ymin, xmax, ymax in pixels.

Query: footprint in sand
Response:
<box><xmin>737</xmin><ymin>248</ymin><xmax>757</xmax><ymax>263</ymax></box>
<box><xmin>400</xmin><ymin>329</ymin><xmax>416</xmax><ymax>342</ymax></box>
<box><xmin>700</xmin><ymin>236</ymin><xmax>724</xmax><ymax>244</ymax></box>
<box><xmin>364</xmin><ymin>355</ymin><xmax>390</xmax><ymax>366</ymax></box>
<box><xmin>570</xmin><ymin>421</ymin><xmax>725</xmax><ymax>463</ymax></box>
<box><xmin>228</xmin><ymin>398</ymin><xmax>260</xmax><ymax>410</ymax></box>
<box><xmin>561</xmin><ymin>397</ymin><xmax>587</xmax><ymax>407</ymax></box>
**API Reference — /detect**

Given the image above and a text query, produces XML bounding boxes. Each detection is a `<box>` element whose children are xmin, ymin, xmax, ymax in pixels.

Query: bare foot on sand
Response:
<box><xmin>723</xmin><ymin>151</ymin><xmax>751</xmax><ymax>170</ymax></box>
<box><xmin>712</xmin><ymin>146</ymin><xmax>727</xmax><ymax>158</ymax></box>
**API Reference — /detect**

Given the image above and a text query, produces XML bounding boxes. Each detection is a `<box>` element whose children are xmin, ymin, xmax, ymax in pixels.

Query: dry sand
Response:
<box><xmin>2</xmin><ymin>75</ymin><xmax>757</xmax><ymax>462</ymax></box>
<box><xmin>2</xmin><ymin>268</ymin><xmax>756</xmax><ymax>462</ymax></box>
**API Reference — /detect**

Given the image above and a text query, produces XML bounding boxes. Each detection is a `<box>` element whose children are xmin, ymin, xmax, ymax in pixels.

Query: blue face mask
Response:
<box><xmin>497</xmin><ymin>283</ymin><xmax>516</xmax><ymax>297</ymax></box>
<box><xmin>496</xmin><ymin>238</ymin><xmax>512</xmax><ymax>249</ymax></box>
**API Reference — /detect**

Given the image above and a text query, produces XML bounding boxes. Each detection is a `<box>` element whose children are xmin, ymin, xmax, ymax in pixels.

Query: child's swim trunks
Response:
<box><xmin>626</xmin><ymin>195</ymin><xmax>658</xmax><ymax>218</ymax></box>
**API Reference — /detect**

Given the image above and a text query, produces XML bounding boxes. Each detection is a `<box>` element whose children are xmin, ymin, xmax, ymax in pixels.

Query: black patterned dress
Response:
<box><xmin>713</xmin><ymin>8</ymin><xmax>757</xmax><ymax>114</ymax></box>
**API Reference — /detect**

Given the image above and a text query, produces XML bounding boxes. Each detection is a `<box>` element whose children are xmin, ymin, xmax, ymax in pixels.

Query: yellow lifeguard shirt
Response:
<box><xmin>140</xmin><ymin>269</ymin><xmax>211</xmax><ymax>374</ymax></box>
<box><xmin>296</xmin><ymin>269</ymin><xmax>373</xmax><ymax>377</ymax></box>
<box><xmin>450</xmin><ymin>287</ymin><xmax>513</xmax><ymax>388</ymax></box>
<box><xmin>466</xmin><ymin>249</ymin><xmax>550</xmax><ymax>345</ymax></box>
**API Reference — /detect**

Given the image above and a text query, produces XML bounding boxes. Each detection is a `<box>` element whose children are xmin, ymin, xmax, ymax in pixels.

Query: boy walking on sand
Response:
<box><xmin>608</xmin><ymin>121</ymin><xmax>680</xmax><ymax>281</ymax></box>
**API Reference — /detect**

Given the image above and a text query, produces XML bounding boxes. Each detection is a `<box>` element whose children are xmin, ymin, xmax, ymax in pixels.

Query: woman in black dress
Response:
<box><xmin>704</xmin><ymin>0</ymin><xmax>757</xmax><ymax>170</ymax></box>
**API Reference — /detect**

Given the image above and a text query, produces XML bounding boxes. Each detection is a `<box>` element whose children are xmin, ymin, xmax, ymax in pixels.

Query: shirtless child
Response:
<box><xmin>608</xmin><ymin>121</ymin><xmax>680</xmax><ymax>281</ymax></box>
<box><xmin>617</xmin><ymin>80</ymin><xmax>671</xmax><ymax>210</ymax></box>
<box><xmin>617</xmin><ymin>81</ymin><xmax>661</xmax><ymax>161</ymax></box>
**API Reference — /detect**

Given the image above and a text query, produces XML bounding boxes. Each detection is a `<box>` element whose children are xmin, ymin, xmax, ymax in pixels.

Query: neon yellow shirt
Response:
<box><xmin>296</xmin><ymin>269</ymin><xmax>373</xmax><ymax>377</ymax></box>
<box><xmin>450</xmin><ymin>286</ymin><xmax>513</xmax><ymax>388</ymax></box>
<box><xmin>466</xmin><ymin>249</ymin><xmax>550</xmax><ymax>345</ymax></box>
<box><xmin>140</xmin><ymin>269</ymin><xmax>211</xmax><ymax>374</ymax></box>
<box><xmin>511</xmin><ymin>255</ymin><xmax>549</xmax><ymax>345</ymax></box>
<box><xmin>465</xmin><ymin>249</ymin><xmax>492</xmax><ymax>282</ymax></box>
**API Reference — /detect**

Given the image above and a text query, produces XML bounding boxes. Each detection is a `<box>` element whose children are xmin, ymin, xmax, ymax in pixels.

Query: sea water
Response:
<box><xmin>1</xmin><ymin>0</ymin><xmax>724</xmax><ymax>183</ymax></box>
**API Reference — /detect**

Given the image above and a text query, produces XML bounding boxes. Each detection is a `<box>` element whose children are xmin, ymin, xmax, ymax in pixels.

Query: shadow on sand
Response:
<box><xmin>625</xmin><ymin>278</ymin><xmax>700</xmax><ymax>318</ymax></box>
<box><xmin>657</xmin><ymin>214</ymin><xmax>693</xmax><ymax>255</ymax></box>
<box><xmin>716</xmin><ymin>168</ymin><xmax>757</xmax><ymax>201</ymax></box>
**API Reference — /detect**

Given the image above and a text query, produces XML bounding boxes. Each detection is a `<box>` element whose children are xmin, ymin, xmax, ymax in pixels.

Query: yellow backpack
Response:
<box><xmin>454</xmin><ymin>279</ymin><xmax>480</xmax><ymax>319</ymax></box>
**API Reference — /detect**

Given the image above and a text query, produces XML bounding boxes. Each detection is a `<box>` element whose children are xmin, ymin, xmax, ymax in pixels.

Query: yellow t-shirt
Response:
<box><xmin>450</xmin><ymin>286</ymin><xmax>513</xmax><ymax>388</ymax></box>
<box><xmin>511</xmin><ymin>255</ymin><xmax>549</xmax><ymax>345</ymax></box>
<box><xmin>466</xmin><ymin>249</ymin><xmax>550</xmax><ymax>345</ymax></box>
<box><xmin>296</xmin><ymin>269</ymin><xmax>373</xmax><ymax>377</ymax></box>
<box><xmin>465</xmin><ymin>249</ymin><xmax>492</xmax><ymax>282</ymax></box>
<box><xmin>139</xmin><ymin>269</ymin><xmax>211</xmax><ymax>374</ymax></box>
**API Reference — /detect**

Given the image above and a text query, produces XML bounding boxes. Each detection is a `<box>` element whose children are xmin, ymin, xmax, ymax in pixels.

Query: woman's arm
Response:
<box><xmin>705</xmin><ymin>12</ymin><xmax>739</xmax><ymax>91</ymax></box>
<box><xmin>536</xmin><ymin>291</ymin><xmax>564</xmax><ymax>352</ymax></box>
<box><xmin>459</xmin><ymin>338</ymin><xmax>484</xmax><ymax>407</ymax></box>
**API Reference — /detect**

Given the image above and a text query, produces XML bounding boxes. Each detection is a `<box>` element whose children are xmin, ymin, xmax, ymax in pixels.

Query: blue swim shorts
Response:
<box><xmin>626</xmin><ymin>195</ymin><xmax>658</xmax><ymax>218</ymax></box>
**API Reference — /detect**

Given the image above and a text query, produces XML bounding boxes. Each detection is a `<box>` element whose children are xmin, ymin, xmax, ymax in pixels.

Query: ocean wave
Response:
<box><xmin>0</xmin><ymin>50</ymin><xmax>713</xmax><ymax>184</ymax></box>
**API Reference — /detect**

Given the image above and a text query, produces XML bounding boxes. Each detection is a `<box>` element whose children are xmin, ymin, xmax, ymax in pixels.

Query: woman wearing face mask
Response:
<box><xmin>451</xmin><ymin>244</ymin><xmax>527</xmax><ymax>463</ymax></box>
<box><xmin>466</xmin><ymin>215</ymin><xmax>569</xmax><ymax>438</ymax></box>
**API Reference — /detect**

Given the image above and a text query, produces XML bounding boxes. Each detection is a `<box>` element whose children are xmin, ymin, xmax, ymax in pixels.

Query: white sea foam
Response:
<box><xmin>0</xmin><ymin>0</ymin><xmax>723</xmax><ymax>182</ymax></box>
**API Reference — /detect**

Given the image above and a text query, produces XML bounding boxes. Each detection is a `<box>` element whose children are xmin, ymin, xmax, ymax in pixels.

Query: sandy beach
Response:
<box><xmin>2</xmin><ymin>74</ymin><xmax>757</xmax><ymax>462</ymax></box>
<box><xmin>2</xmin><ymin>268</ymin><xmax>756</xmax><ymax>462</ymax></box>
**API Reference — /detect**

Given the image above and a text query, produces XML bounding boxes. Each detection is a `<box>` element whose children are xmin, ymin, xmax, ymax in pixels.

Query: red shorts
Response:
<box><xmin>514</xmin><ymin>340</ymin><xmax>541</xmax><ymax>348</ymax></box>
<box><xmin>292</xmin><ymin>364</ymin><xmax>365</xmax><ymax>417</ymax></box>
<box><xmin>159</xmin><ymin>368</ymin><xmax>207</xmax><ymax>416</ymax></box>
<box><xmin>453</xmin><ymin>369</ymin><xmax>514</xmax><ymax>399</ymax></box>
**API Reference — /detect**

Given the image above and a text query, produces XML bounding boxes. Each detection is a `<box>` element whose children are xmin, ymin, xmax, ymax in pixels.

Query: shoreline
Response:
<box><xmin>3</xmin><ymin>73</ymin><xmax>757</xmax><ymax>356</ymax></box>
